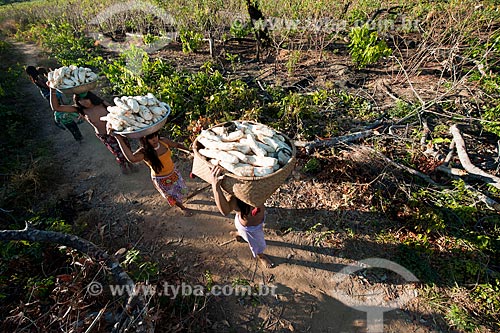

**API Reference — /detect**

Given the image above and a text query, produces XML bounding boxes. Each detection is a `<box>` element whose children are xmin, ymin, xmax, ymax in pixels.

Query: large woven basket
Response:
<box><xmin>52</xmin><ymin>80</ymin><xmax>98</xmax><ymax>94</ymax></box>
<box><xmin>192</xmin><ymin>122</ymin><xmax>296</xmax><ymax>207</ymax></box>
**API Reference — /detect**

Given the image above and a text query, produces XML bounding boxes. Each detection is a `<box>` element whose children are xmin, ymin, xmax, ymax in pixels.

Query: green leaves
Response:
<box><xmin>39</xmin><ymin>21</ymin><xmax>98</xmax><ymax>66</ymax></box>
<box><xmin>348</xmin><ymin>24</ymin><xmax>392</xmax><ymax>68</ymax></box>
<box><xmin>179</xmin><ymin>29</ymin><xmax>203</xmax><ymax>53</ymax></box>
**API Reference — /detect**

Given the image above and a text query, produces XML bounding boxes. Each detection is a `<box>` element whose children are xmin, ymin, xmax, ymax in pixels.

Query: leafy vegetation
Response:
<box><xmin>0</xmin><ymin>40</ymin><xmax>99</xmax><ymax>330</ymax></box>
<box><xmin>348</xmin><ymin>23</ymin><xmax>392</xmax><ymax>68</ymax></box>
<box><xmin>1</xmin><ymin>0</ymin><xmax>500</xmax><ymax>331</ymax></box>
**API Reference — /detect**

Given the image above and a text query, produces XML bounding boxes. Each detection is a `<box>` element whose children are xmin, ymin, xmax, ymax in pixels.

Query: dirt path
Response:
<box><xmin>16</xmin><ymin>42</ymin><xmax>437</xmax><ymax>333</ymax></box>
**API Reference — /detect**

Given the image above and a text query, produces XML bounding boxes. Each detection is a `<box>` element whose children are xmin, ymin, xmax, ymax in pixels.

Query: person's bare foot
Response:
<box><xmin>229</xmin><ymin>231</ymin><xmax>246</xmax><ymax>243</ymax></box>
<box><xmin>257</xmin><ymin>253</ymin><xmax>275</xmax><ymax>268</ymax></box>
<box><xmin>120</xmin><ymin>164</ymin><xmax>130</xmax><ymax>175</ymax></box>
<box><xmin>180</xmin><ymin>208</ymin><xmax>193</xmax><ymax>217</ymax></box>
<box><xmin>129</xmin><ymin>163</ymin><xmax>139</xmax><ymax>173</ymax></box>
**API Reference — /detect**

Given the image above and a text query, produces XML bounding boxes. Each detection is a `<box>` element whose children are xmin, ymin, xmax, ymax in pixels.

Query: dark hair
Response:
<box><xmin>236</xmin><ymin>198</ymin><xmax>252</xmax><ymax>217</ymax></box>
<box><xmin>139</xmin><ymin>132</ymin><xmax>163</xmax><ymax>173</ymax></box>
<box><xmin>145</xmin><ymin>132</ymin><xmax>159</xmax><ymax>140</ymax></box>
<box><xmin>26</xmin><ymin>66</ymin><xmax>38</xmax><ymax>79</ymax></box>
<box><xmin>74</xmin><ymin>91</ymin><xmax>103</xmax><ymax>106</ymax></box>
<box><xmin>36</xmin><ymin>67</ymin><xmax>48</xmax><ymax>76</ymax></box>
<box><xmin>73</xmin><ymin>91</ymin><xmax>104</xmax><ymax>115</ymax></box>
<box><xmin>26</xmin><ymin>66</ymin><xmax>50</xmax><ymax>91</ymax></box>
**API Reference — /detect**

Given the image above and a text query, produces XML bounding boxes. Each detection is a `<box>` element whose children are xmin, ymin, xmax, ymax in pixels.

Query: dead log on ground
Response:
<box><xmin>435</xmin><ymin>166</ymin><xmax>500</xmax><ymax>211</ymax></box>
<box><xmin>295</xmin><ymin>129</ymin><xmax>376</xmax><ymax>154</ymax></box>
<box><xmin>436</xmin><ymin>165</ymin><xmax>468</xmax><ymax>177</ymax></box>
<box><xmin>450</xmin><ymin>124</ymin><xmax>500</xmax><ymax>190</ymax></box>
<box><xmin>369</xmin><ymin>147</ymin><xmax>500</xmax><ymax>211</ymax></box>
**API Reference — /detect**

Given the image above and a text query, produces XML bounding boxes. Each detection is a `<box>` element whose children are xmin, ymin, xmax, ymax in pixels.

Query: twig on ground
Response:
<box><xmin>444</xmin><ymin>140</ymin><xmax>456</xmax><ymax>166</ymax></box>
<box><xmin>0</xmin><ymin>223</ymin><xmax>150</xmax><ymax>333</ymax></box>
<box><xmin>435</xmin><ymin>165</ymin><xmax>468</xmax><ymax>177</ymax></box>
<box><xmin>219</xmin><ymin>238</ymin><xmax>236</xmax><ymax>246</ymax></box>
<box><xmin>84</xmin><ymin>304</ymin><xmax>109</xmax><ymax>333</ymax></box>
<box><xmin>391</xmin><ymin>55</ymin><xmax>425</xmax><ymax>106</ymax></box>
<box><xmin>496</xmin><ymin>140</ymin><xmax>500</xmax><ymax>164</ymax></box>
<box><xmin>464</xmin><ymin>184</ymin><xmax>500</xmax><ymax>212</ymax></box>
<box><xmin>420</xmin><ymin>118</ymin><xmax>430</xmax><ymax>149</ymax></box>
<box><xmin>186</xmin><ymin>184</ymin><xmax>211</xmax><ymax>201</ymax></box>
<box><xmin>251</xmin><ymin>259</ymin><xmax>258</xmax><ymax>282</ymax></box>
<box><xmin>436</xmin><ymin>166</ymin><xmax>500</xmax><ymax>211</ymax></box>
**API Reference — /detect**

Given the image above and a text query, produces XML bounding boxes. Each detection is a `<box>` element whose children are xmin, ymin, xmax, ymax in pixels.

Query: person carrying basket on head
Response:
<box><xmin>49</xmin><ymin>87</ymin><xmax>136</xmax><ymax>174</ymax></box>
<box><xmin>210</xmin><ymin>165</ymin><xmax>275</xmax><ymax>269</ymax></box>
<box><xmin>111</xmin><ymin>130</ymin><xmax>193</xmax><ymax>216</ymax></box>
<box><xmin>26</xmin><ymin>66</ymin><xmax>83</xmax><ymax>141</ymax></box>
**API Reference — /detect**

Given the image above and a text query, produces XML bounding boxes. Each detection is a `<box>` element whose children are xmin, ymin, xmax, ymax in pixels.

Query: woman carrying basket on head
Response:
<box><xmin>26</xmin><ymin>66</ymin><xmax>83</xmax><ymax>141</ymax></box>
<box><xmin>210</xmin><ymin>165</ymin><xmax>275</xmax><ymax>269</ymax></box>
<box><xmin>49</xmin><ymin>87</ymin><xmax>136</xmax><ymax>174</ymax></box>
<box><xmin>112</xmin><ymin>131</ymin><xmax>193</xmax><ymax>216</ymax></box>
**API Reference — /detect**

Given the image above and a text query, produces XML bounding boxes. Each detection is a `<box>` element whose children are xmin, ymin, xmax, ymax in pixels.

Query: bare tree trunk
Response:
<box><xmin>246</xmin><ymin>0</ymin><xmax>270</xmax><ymax>61</ymax></box>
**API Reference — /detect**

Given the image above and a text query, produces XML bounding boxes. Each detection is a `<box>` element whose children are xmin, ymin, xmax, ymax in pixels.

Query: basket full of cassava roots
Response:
<box><xmin>192</xmin><ymin>121</ymin><xmax>296</xmax><ymax>207</ymax></box>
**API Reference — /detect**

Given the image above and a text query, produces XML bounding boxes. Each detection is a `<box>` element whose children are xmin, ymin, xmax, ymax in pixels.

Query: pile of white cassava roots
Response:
<box><xmin>47</xmin><ymin>65</ymin><xmax>98</xmax><ymax>89</ymax></box>
<box><xmin>197</xmin><ymin>121</ymin><xmax>293</xmax><ymax>177</ymax></box>
<box><xmin>101</xmin><ymin>93</ymin><xmax>170</xmax><ymax>132</ymax></box>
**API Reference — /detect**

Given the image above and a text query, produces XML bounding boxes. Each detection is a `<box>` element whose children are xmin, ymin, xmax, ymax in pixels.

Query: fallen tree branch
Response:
<box><xmin>450</xmin><ymin>124</ymin><xmax>500</xmax><ymax>189</ymax></box>
<box><xmin>365</xmin><ymin>147</ymin><xmax>440</xmax><ymax>186</ymax></box>
<box><xmin>420</xmin><ymin>118</ymin><xmax>430</xmax><ymax>149</ymax></box>
<box><xmin>496</xmin><ymin>140</ymin><xmax>500</xmax><ymax>164</ymax></box>
<box><xmin>295</xmin><ymin>129</ymin><xmax>376</xmax><ymax>154</ymax></box>
<box><xmin>444</xmin><ymin>140</ymin><xmax>456</xmax><ymax>166</ymax></box>
<box><xmin>465</xmin><ymin>184</ymin><xmax>500</xmax><ymax>211</ymax></box>
<box><xmin>366</xmin><ymin>146</ymin><xmax>500</xmax><ymax>210</ymax></box>
<box><xmin>435</xmin><ymin>166</ymin><xmax>500</xmax><ymax>211</ymax></box>
<box><xmin>0</xmin><ymin>222</ymin><xmax>150</xmax><ymax>333</ymax></box>
<box><xmin>436</xmin><ymin>165</ymin><xmax>468</xmax><ymax>177</ymax></box>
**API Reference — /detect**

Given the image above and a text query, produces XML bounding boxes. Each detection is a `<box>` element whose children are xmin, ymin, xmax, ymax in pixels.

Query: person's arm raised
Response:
<box><xmin>49</xmin><ymin>88</ymin><xmax>79</xmax><ymax>113</ymax></box>
<box><xmin>161</xmin><ymin>138</ymin><xmax>188</xmax><ymax>151</ymax></box>
<box><xmin>113</xmin><ymin>134</ymin><xmax>145</xmax><ymax>163</ymax></box>
<box><xmin>210</xmin><ymin>166</ymin><xmax>235</xmax><ymax>216</ymax></box>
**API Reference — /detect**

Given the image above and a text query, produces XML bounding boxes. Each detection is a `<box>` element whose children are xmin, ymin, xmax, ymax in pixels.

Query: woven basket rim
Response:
<box><xmin>51</xmin><ymin>79</ymin><xmax>98</xmax><ymax>94</ymax></box>
<box><xmin>192</xmin><ymin>121</ymin><xmax>296</xmax><ymax>181</ymax></box>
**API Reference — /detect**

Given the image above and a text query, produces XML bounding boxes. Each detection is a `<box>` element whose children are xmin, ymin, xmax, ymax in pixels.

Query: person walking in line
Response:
<box><xmin>112</xmin><ymin>131</ymin><xmax>192</xmax><ymax>216</ymax></box>
<box><xmin>49</xmin><ymin>87</ymin><xmax>135</xmax><ymax>174</ymax></box>
<box><xmin>26</xmin><ymin>66</ymin><xmax>83</xmax><ymax>141</ymax></box>
<box><xmin>210</xmin><ymin>165</ymin><xmax>275</xmax><ymax>268</ymax></box>
<box><xmin>25</xmin><ymin>65</ymin><xmax>51</xmax><ymax>101</ymax></box>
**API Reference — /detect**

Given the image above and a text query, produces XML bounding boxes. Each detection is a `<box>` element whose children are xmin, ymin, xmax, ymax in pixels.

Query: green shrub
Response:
<box><xmin>230</xmin><ymin>18</ymin><xmax>252</xmax><ymax>38</ymax></box>
<box><xmin>388</xmin><ymin>99</ymin><xmax>416</xmax><ymax>119</ymax></box>
<box><xmin>303</xmin><ymin>157</ymin><xmax>321</xmax><ymax>174</ymax></box>
<box><xmin>39</xmin><ymin>21</ymin><xmax>99</xmax><ymax>66</ymax></box>
<box><xmin>445</xmin><ymin>304</ymin><xmax>477</xmax><ymax>332</ymax></box>
<box><xmin>179</xmin><ymin>29</ymin><xmax>203</xmax><ymax>53</ymax></box>
<box><xmin>348</xmin><ymin>24</ymin><xmax>392</xmax><ymax>68</ymax></box>
<box><xmin>471</xmin><ymin>279</ymin><xmax>500</xmax><ymax>323</ymax></box>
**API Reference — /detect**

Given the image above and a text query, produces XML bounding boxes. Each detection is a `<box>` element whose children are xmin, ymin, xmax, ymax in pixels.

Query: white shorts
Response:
<box><xmin>234</xmin><ymin>214</ymin><xmax>266</xmax><ymax>257</ymax></box>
